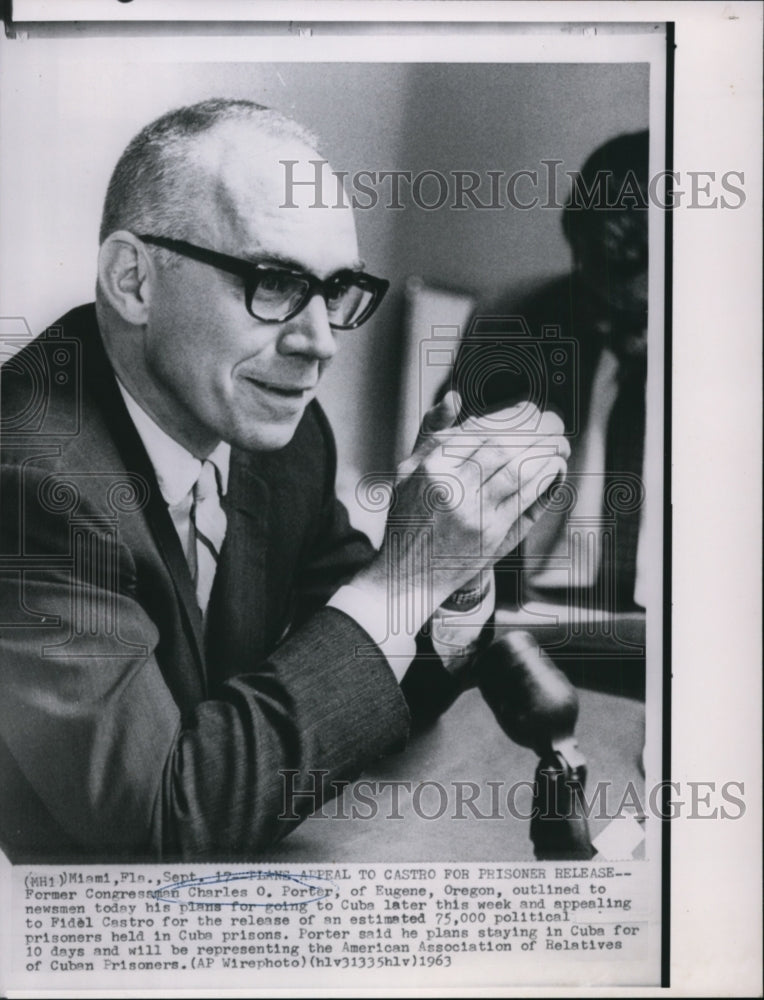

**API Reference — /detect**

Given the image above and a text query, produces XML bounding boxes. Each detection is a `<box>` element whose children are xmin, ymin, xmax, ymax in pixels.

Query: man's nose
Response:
<box><xmin>278</xmin><ymin>294</ymin><xmax>338</xmax><ymax>362</ymax></box>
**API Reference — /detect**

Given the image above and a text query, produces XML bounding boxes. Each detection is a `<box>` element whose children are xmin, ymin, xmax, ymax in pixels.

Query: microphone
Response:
<box><xmin>476</xmin><ymin>631</ymin><xmax>595</xmax><ymax>860</ymax></box>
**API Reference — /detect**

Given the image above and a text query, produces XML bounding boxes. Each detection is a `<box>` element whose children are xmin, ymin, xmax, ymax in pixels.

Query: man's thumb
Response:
<box><xmin>416</xmin><ymin>389</ymin><xmax>462</xmax><ymax>445</ymax></box>
<box><xmin>396</xmin><ymin>390</ymin><xmax>463</xmax><ymax>482</ymax></box>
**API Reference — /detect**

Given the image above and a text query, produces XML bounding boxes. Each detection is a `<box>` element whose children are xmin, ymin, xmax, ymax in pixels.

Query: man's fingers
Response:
<box><xmin>494</xmin><ymin>452</ymin><xmax>568</xmax><ymax>514</ymax></box>
<box><xmin>497</xmin><ymin>464</ymin><xmax>568</xmax><ymax>556</ymax></box>
<box><xmin>399</xmin><ymin>400</ymin><xmax>569</xmax><ymax>497</ymax></box>
<box><xmin>426</xmin><ymin>433</ymin><xmax>569</xmax><ymax>479</ymax></box>
<box><xmin>430</xmin><ymin>411</ymin><xmax>570</xmax><ymax>470</ymax></box>
<box><xmin>456</xmin><ymin>403</ymin><xmax>564</xmax><ymax>436</ymax></box>
<box><xmin>454</xmin><ymin>402</ymin><xmax>532</xmax><ymax>436</ymax></box>
<box><xmin>500</xmin><ymin>505</ymin><xmax>542</xmax><ymax>557</ymax></box>
<box><xmin>467</xmin><ymin>438</ymin><xmax>569</xmax><ymax>492</ymax></box>
<box><xmin>413</xmin><ymin>390</ymin><xmax>461</xmax><ymax>449</ymax></box>
<box><xmin>396</xmin><ymin>390</ymin><xmax>462</xmax><ymax>481</ymax></box>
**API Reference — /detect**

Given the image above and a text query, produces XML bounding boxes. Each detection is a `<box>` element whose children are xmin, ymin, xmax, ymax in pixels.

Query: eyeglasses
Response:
<box><xmin>136</xmin><ymin>234</ymin><xmax>389</xmax><ymax>330</ymax></box>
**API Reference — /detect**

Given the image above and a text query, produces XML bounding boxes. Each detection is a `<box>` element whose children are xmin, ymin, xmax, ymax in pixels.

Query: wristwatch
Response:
<box><xmin>440</xmin><ymin>574</ymin><xmax>491</xmax><ymax>612</ymax></box>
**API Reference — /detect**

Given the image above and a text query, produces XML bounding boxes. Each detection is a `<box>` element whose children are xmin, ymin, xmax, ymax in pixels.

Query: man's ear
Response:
<box><xmin>97</xmin><ymin>231</ymin><xmax>154</xmax><ymax>325</ymax></box>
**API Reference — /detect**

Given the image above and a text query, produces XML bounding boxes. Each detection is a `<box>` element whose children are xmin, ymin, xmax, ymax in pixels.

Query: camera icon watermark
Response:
<box><xmin>450</xmin><ymin>314</ymin><xmax>581</xmax><ymax>435</ymax></box>
<box><xmin>0</xmin><ymin>318</ymin><xmax>82</xmax><ymax>438</ymax></box>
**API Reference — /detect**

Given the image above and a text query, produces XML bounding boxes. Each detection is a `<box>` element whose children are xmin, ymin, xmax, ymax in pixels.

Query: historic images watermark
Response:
<box><xmin>280</xmin><ymin>160</ymin><xmax>746</xmax><ymax>212</ymax></box>
<box><xmin>279</xmin><ymin>771</ymin><xmax>747</xmax><ymax>822</ymax></box>
<box><xmin>1</xmin><ymin>314</ymin><xmax>637</xmax><ymax>660</ymax></box>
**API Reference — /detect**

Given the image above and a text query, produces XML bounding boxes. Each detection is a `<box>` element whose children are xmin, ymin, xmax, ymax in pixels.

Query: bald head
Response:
<box><xmin>182</xmin><ymin>119</ymin><xmax>348</xmax><ymax>261</ymax></box>
<box><xmin>99</xmin><ymin>98</ymin><xmax>320</xmax><ymax>252</ymax></box>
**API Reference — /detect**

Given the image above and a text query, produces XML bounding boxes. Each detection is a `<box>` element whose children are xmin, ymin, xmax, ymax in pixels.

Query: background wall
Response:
<box><xmin>0</xmin><ymin>55</ymin><xmax>648</xmax><ymax>477</ymax></box>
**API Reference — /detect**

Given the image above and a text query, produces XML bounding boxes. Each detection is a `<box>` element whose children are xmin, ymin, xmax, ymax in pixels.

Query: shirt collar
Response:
<box><xmin>116</xmin><ymin>380</ymin><xmax>230</xmax><ymax>507</ymax></box>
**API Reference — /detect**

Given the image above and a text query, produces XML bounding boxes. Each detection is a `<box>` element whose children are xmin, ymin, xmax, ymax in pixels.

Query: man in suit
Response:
<box><xmin>452</xmin><ymin>130</ymin><xmax>649</xmax><ymax>614</ymax></box>
<box><xmin>0</xmin><ymin>99</ymin><xmax>568</xmax><ymax>861</ymax></box>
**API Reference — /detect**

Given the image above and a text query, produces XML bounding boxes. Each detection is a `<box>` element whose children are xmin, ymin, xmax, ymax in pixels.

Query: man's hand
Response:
<box><xmin>396</xmin><ymin>390</ymin><xmax>488</xmax><ymax>606</ymax></box>
<box><xmin>395</xmin><ymin>389</ymin><xmax>462</xmax><ymax>481</ymax></box>
<box><xmin>354</xmin><ymin>397</ymin><xmax>569</xmax><ymax>637</ymax></box>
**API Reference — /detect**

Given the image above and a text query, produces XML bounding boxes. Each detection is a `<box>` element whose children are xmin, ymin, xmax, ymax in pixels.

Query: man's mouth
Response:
<box><xmin>244</xmin><ymin>377</ymin><xmax>317</xmax><ymax>401</ymax></box>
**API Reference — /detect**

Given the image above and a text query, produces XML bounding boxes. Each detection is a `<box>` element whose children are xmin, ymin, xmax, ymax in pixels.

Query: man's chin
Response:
<box><xmin>232</xmin><ymin>417</ymin><xmax>303</xmax><ymax>453</ymax></box>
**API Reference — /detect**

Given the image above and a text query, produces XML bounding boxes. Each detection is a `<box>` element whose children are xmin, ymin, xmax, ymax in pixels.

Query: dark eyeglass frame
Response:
<box><xmin>136</xmin><ymin>233</ymin><xmax>389</xmax><ymax>330</ymax></box>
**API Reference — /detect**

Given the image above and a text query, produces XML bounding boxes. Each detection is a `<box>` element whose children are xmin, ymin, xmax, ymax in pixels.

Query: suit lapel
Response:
<box><xmin>204</xmin><ymin>453</ymin><xmax>270</xmax><ymax>689</ymax></box>
<box><xmin>73</xmin><ymin>306</ymin><xmax>276</xmax><ymax>693</ymax></box>
<box><xmin>78</xmin><ymin>311</ymin><xmax>207</xmax><ymax>682</ymax></box>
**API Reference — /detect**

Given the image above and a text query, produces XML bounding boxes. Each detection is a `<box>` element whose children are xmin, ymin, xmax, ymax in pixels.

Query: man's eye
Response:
<box><xmin>325</xmin><ymin>277</ymin><xmax>354</xmax><ymax>308</ymax></box>
<box><xmin>257</xmin><ymin>271</ymin><xmax>294</xmax><ymax>297</ymax></box>
<box><xmin>326</xmin><ymin>278</ymin><xmax>350</xmax><ymax>302</ymax></box>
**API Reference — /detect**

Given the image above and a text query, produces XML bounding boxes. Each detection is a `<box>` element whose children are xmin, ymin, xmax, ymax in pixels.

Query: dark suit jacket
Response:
<box><xmin>0</xmin><ymin>304</ymin><xmax>458</xmax><ymax>862</ymax></box>
<box><xmin>450</xmin><ymin>273</ymin><xmax>647</xmax><ymax>610</ymax></box>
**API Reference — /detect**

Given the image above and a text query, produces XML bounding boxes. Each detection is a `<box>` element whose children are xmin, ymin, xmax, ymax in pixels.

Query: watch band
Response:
<box><xmin>440</xmin><ymin>575</ymin><xmax>491</xmax><ymax>612</ymax></box>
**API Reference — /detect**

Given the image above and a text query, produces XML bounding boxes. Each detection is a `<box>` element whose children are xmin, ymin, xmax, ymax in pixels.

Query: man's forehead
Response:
<box><xmin>189</xmin><ymin>121</ymin><xmax>359</xmax><ymax>268</ymax></box>
<box><xmin>194</xmin><ymin>121</ymin><xmax>304</xmax><ymax>190</ymax></box>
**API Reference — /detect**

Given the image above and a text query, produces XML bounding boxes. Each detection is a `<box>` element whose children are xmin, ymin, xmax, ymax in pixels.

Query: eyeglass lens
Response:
<box><xmin>249</xmin><ymin>271</ymin><xmax>375</xmax><ymax>327</ymax></box>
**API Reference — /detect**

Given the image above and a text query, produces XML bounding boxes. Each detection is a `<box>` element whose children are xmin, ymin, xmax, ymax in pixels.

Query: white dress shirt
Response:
<box><xmin>118</xmin><ymin>382</ymin><xmax>230</xmax><ymax>583</ymax></box>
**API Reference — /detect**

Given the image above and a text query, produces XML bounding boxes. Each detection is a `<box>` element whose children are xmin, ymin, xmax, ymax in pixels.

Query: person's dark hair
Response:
<box><xmin>99</xmin><ymin>98</ymin><xmax>318</xmax><ymax>263</ymax></box>
<box><xmin>562</xmin><ymin>130</ymin><xmax>649</xmax><ymax>273</ymax></box>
